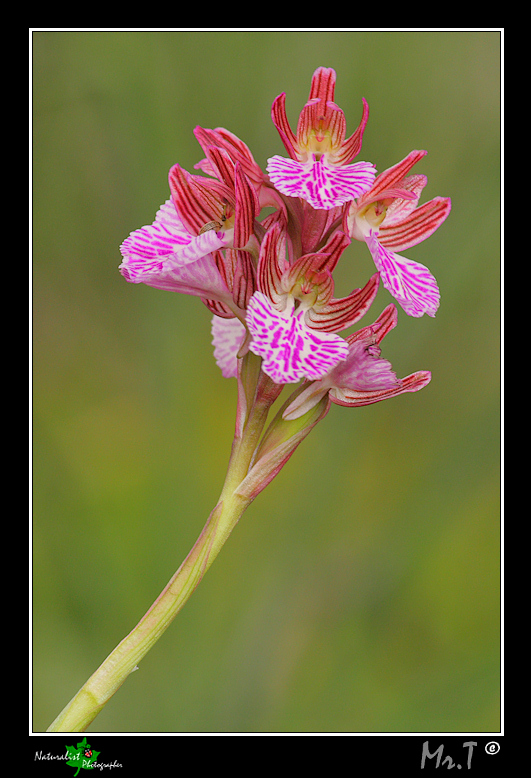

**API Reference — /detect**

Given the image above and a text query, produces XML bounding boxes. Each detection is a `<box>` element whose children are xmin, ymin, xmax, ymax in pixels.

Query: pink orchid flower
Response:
<box><xmin>346</xmin><ymin>149</ymin><xmax>451</xmax><ymax>317</ymax></box>
<box><xmin>266</xmin><ymin>67</ymin><xmax>376</xmax><ymax>210</ymax></box>
<box><xmin>120</xmin><ymin>153</ymin><xmax>260</xmax><ymax>318</ymax></box>
<box><xmin>283</xmin><ymin>304</ymin><xmax>432</xmax><ymax>420</ymax></box>
<box><xmin>246</xmin><ymin>223</ymin><xmax>379</xmax><ymax>384</ymax></box>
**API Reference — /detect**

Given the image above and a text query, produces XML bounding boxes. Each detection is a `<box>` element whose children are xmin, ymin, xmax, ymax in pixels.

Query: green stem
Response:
<box><xmin>47</xmin><ymin>354</ymin><xmax>274</xmax><ymax>733</ymax></box>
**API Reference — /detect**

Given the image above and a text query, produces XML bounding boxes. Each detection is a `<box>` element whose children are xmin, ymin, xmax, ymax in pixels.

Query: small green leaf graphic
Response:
<box><xmin>65</xmin><ymin>737</ymin><xmax>100</xmax><ymax>776</ymax></box>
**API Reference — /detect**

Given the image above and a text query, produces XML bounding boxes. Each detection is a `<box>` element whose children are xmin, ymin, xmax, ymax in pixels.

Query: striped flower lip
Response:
<box><xmin>346</xmin><ymin>150</ymin><xmax>451</xmax><ymax>317</ymax></box>
<box><xmin>247</xmin><ymin>292</ymin><xmax>349</xmax><ymax>384</ymax></box>
<box><xmin>364</xmin><ymin>230</ymin><xmax>440</xmax><ymax>318</ymax></box>
<box><xmin>267</xmin><ymin>154</ymin><xmax>376</xmax><ymax>210</ymax></box>
<box><xmin>266</xmin><ymin>67</ymin><xmax>376</xmax><ymax>210</ymax></box>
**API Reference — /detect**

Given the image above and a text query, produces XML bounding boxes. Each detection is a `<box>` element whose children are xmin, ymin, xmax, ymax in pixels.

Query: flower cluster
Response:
<box><xmin>120</xmin><ymin>67</ymin><xmax>450</xmax><ymax>419</ymax></box>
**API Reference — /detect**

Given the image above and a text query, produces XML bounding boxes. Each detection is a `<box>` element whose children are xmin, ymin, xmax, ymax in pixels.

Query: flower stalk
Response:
<box><xmin>47</xmin><ymin>501</ymin><xmax>232</xmax><ymax>732</ymax></box>
<box><xmin>47</xmin><ymin>352</ymin><xmax>280</xmax><ymax>732</ymax></box>
<box><xmin>47</xmin><ymin>351</ymin><xmax>330</xmax><ymax>732</ymax></box>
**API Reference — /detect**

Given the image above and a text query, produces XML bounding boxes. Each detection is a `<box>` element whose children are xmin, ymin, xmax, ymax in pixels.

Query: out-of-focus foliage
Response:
<box><xmin>33</xmin><ymin>30</ymin><xmax>500</xmax><ymax>733</ymax></box>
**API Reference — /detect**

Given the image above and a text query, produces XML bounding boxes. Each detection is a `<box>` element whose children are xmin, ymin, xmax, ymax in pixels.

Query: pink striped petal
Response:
<box><xmin>211</xmin><ymin>316</ymin><xmax>247</xmax><ymax>378</ymax></box>
<box><xmin>271</xmin><ymin>92</ymin><xmax>299</xmax><ymax>160</ymax></box>
<box><xmin>267</xmin><ymin>154</ymin><xmax>376</xmax><ymax>210</ymax></box>
<box><xmin>347</xmin><ymin>303</ymin><xmax>397</xmax><ymax>345</ymax></box>
<box><xmin>173</xmin><ymin>229</ymin><xmax>227</xmax><ymax>266</ymax></box>
<box><xmin>119</xmin><ymin>200</ymin><xmax>191</xmax><ymax>280</ymax></box>
<box><xmin>365</xmin><ymin>231</ymin><xmax>440</xmax><ymax>317</ymax></box>
<box><xmin>364</xmin><ymin>150</ymin><xmax>427</xmax><ymax>201</ymax></box>
<box><xmin>119</xmin><ymin>200</ymin><xmax>233</xmax><ymax>302</ymax></box>
<box><xmin>119</xmin><ymin>199</ymin><xmax>226</xmax><ymax>279</ymax></box>
<box><xmin>247</xmin><ymin>292</ymin><xmax>348</xmax><ymax>384</ymax></box>
<box><xmin>305</xmin><ymin>272</ymin><xmax>380</xmax><ymax>332</ymax></box>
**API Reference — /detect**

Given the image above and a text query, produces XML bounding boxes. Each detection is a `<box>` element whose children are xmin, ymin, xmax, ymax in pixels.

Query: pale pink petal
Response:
<box><xmin>266</xmin><ymin>154</ymin><xmax>376</xmax><ymax>210</ymax></box>
<box><xmin>122</xmin><ymin>250</ymin><xmax>232</xmax><ymax>301</ymax></box>
<box><xmin>331</xmin><ymin>339</ymin><xmax>399</xmax><ymax>393</ymax></box>
<box><xmin>246</xmin><ymin>292</ymin><xmax>348</xmax><ymax>384</ymax></box>
<box><xmin>193</xmin><ymin>157</ymin><xmax>217</xmax><ymax>177</ymax></box>
<box><xmin>211</xmin><ymin>316</ymin><xmax>247</xmax><ymax>378</ymax></box>
<box><xmin>167</xmin><ymin>255</ymin><xmax>233</xmax><ymax>300</ymax></box>
<box><xmin>282</xmin><ymin>381</ymin><xmax>331</xmax><ymax>420</ymax></box>
<box><xmin>365</xmin><ymin>231</ymin><xmax>440</xmax><ymax>317</ymax></box>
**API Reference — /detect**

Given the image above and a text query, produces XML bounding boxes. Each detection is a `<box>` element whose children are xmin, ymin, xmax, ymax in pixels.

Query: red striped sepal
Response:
<box><xmin>378</xmin><ymin>196</ymin><xmax>452</xmax><ymax>251</ymax></box>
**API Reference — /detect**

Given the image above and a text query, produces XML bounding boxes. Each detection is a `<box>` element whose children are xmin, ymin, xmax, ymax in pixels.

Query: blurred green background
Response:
<box><xmin>33</xmin><ymin>30</ymin><xmax>500</xmax><ymax>733</ymax></box>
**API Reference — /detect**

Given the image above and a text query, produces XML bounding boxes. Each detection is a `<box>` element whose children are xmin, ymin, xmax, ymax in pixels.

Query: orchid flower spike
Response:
<box><xmin>346</xmin><ymin>150</ymin><xmax>451</xmax><ymax>317</ymax></box>
<box><xmin>64</xmin><ymin>63</ymin><xmax>453</xmax><ymax>737</ymax></box>
<box><xmin>283</xmin><ymin>304</ymin><xmax>432</xmax><ymax>420</ymax></box>
<box><xmin>266</xmin><ymin>67</ymin><xmax>376</xmax><ymax>210</ymax></box>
